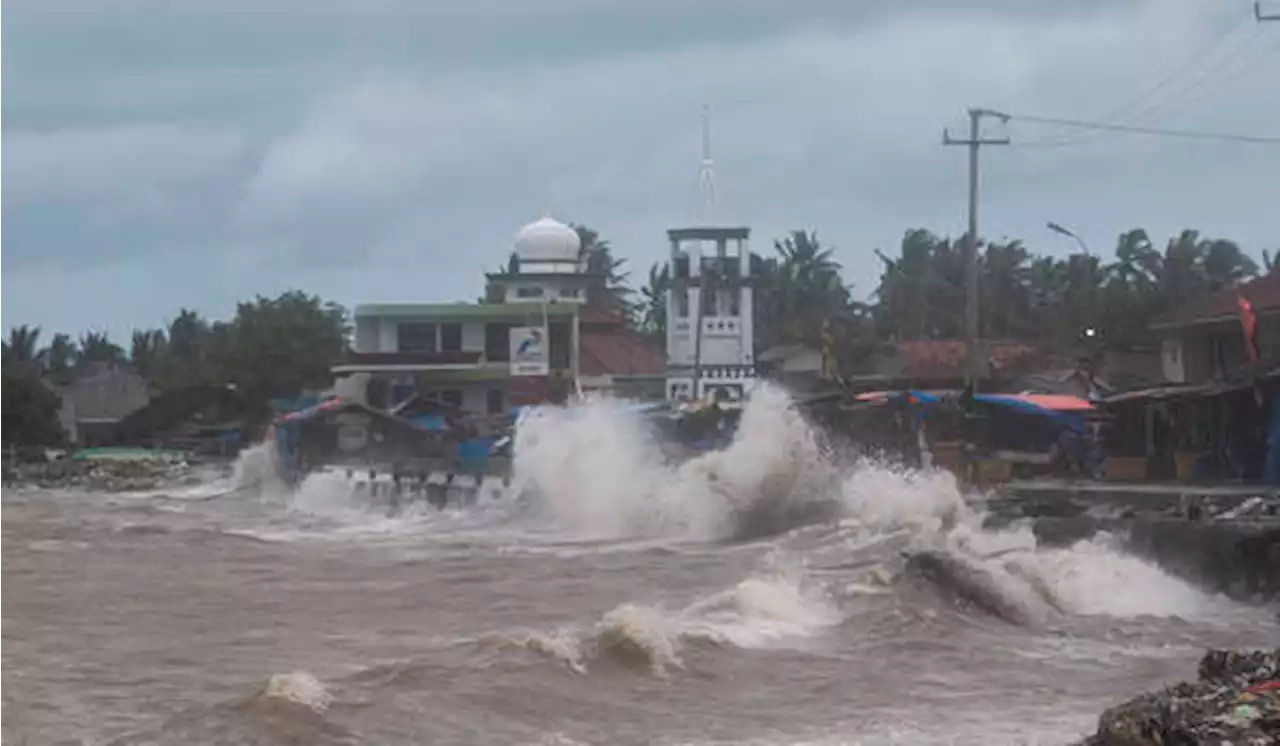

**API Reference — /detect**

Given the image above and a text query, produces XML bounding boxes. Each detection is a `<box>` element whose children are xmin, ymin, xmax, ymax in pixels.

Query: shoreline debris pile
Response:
<box><xmin>7</xmin><ymin>448</ymin><xmax>193</xmax><ymax>492</ymax></box>
<box><xmin>1080</xmin><ymin>648</ymin><xmax>1279</xmax><ymax>745</ymax></box>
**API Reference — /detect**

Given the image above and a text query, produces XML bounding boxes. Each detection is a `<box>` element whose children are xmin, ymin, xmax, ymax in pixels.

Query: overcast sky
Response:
<box><xmin>3</xmin><ymin>0</ymin><xmax>1278</xmax><ymax>341</ymax></box>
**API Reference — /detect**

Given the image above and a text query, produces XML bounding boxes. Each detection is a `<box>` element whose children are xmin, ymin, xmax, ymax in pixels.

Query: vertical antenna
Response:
<box><xmin>697</xmin><ymin>103</ymin><xmax>717</xmax><ymax>223</ymax></box>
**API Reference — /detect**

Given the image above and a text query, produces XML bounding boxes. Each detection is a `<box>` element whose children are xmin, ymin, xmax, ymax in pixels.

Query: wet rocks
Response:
<box><xmin>1080</xmin><ymin>648</ymin><xmax>1279</xmax><ymax>745</ymax></box>
<box><xmin>11</xmin><ymin>456</ymin><xmax>191</xmax><ymax>492</ymax></box>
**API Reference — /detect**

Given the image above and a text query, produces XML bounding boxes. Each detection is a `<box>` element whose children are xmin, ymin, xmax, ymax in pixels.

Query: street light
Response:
<box><xmin>1046</xmin><ymin>221</ymin><xmax>1091</xmax><ymax>256</ymax></box>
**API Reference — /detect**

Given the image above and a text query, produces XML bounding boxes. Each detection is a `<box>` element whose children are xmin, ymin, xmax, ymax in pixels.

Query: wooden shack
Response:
<box><xmin>273</xmin><ymin>398</ymin><xmax>454</xmax><ymax>478</ymax></box>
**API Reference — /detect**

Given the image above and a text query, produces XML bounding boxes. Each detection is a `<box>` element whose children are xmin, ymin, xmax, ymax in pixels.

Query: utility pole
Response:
<box><xmin>943</xmin><ymin>108</ymin><xmax>1009</xmax><ymax>391</ymax></box>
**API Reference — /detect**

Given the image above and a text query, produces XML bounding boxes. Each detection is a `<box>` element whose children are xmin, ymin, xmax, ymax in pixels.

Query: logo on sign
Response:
<box><xmin>510</xmin><ymin>326</ymin><xmax>550</xmax><ymax>376</ymax></box>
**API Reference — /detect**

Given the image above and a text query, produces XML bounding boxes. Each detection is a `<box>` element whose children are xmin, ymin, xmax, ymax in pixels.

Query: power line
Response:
<box><xmin>1019</xmin><ymin>12</ymin><xmax>1259</xmax><ymax>147</ymax></box>
<box><xmin>1000</xmin><ymin>112</ymin><xmax>1280</xmax><ymax>144</ymax></box>
<box><xmin>1104</xmin><ymin>27</ymin><xmax>1265</xmax><ymax>130</ymax></box>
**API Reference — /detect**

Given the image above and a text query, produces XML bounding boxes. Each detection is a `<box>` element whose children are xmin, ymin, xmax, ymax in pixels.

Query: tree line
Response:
<box><xmin>3</xmin><ymin>291</ymin><xmax>349</xmax><ymax>446</ymax></box>
<box><xmin>604</xmin><ymin>226</ymin><xmax>1268</xmax><ymax>354</ymax></box>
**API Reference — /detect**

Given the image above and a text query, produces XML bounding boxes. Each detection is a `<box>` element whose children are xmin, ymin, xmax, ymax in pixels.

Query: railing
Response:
<box><xmin>339</xmin><ymin>351</ymin><xmax>484</xmax><ymax>366</ymax></box>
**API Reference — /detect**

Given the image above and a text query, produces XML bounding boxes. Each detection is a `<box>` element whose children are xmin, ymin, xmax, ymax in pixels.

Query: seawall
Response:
<box><xmin>1023</xmin><ymin>515</ymin><xmax>1280</xmax><ymax>601</ymax></box>
<box><xmin>983</xmin><ymin>481</ymin><xmax>1280</xmax><ymax>601</ymax></box>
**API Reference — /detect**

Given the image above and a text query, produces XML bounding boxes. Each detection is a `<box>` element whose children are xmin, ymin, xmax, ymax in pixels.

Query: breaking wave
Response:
<box><xmin>222</xmin><ymin>385</ymin><xmax>1224</xmax><ymax>624</ymax></box>
<box><xmin>508</xmin><ymin>385</ymin><xmax>1222</xmax><ymax>625</ymax></box>
<box><xmin>487</xmin><ymin>567</ymin><xmax>841</xmax><ymax>677</ymax></box>
<box><xmin>510</xmin><ymin>385</ymin><xmax>840</xmax><ymax>541</ymax></box>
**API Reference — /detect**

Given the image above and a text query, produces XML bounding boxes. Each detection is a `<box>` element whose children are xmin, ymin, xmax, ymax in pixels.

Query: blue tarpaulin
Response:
<box><xmin>458</xmin><ymin>437</ymin><xmax>495</xmax><ymax>473</ymax></box>
<box><xmin>409</xmin><ymin>414</ymin><xmax>449</xmax><ymax>431</ymax></box>
<box><xmin>270</xmin><ymin>396</ymin><xmax>324</xmax><ymax>414</ymax></box>
<box><xmin>973</xmin><ymin>394</ymin><xmax>1085</xmax><ymax>432</ymax></box>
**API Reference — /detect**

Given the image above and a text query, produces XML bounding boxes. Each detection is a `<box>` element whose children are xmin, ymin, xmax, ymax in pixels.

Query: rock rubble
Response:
<box><xmin>8</xmin><ymin>456</ymin><xmax>192</xmax><ymax>492</ymax></box>
<box><xmin>1080</xmin><ymin>648</ymin><xmax>1279</xmax><ymax>745</ymax></box>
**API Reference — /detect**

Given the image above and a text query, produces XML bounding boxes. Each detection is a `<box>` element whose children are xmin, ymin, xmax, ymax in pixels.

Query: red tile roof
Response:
<box><xmin>1157</xmin><ymin>272</ymin><xmax>1280</xmax><ymax>327</ymax></box>
<box><xmin>894</xmin><ymin>340</ymin><xmax>1037</xmax><ymax>380</ymax></box>
<box><xmin>577</xmin><ymin>305</ymin><xmax>630</xmax><ymax>327</ymax></box>
<box><xmin>579</xmin><ymin>331</ymin><xmax>665</xmax><ymax>377</ymax></box>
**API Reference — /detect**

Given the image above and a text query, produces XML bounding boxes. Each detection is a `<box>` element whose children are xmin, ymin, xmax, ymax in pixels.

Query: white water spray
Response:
<box><xmin>508</xmin><ymin>386</ymin><xmax>1221</xmax><ymax>621</ymax></box>
<box><xmin>510</xmin><ymin>386</ymin><xmax>840</xmax><ymax>541</ymax></box>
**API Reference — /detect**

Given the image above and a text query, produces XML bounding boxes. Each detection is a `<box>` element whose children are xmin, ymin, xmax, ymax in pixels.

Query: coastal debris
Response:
<box><xmin>1081</xmin><ymin>648</ymin><xmax>1279</xmax><ymax>745</ymax></box>
<box><xmin>10</xmin><ymin>449</ymin><xmax>191</xmax><ymax>492</ymax></box>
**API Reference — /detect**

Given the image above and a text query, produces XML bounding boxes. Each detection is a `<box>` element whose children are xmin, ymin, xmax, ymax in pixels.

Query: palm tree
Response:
<box><xmin>42</xmin><ymin>333</ymin><xmax>78</xmax><ymax>383</ymax></box>
<box><xmin>573</xmin><ymin>224</ymin><xmax>636</xmax><ymax>319</ymax></box>
<box><xmin>1105</xmin><ymin>229</ymin><xmax>1159</xmax><ymax>290</ymax></box>
<box><xmin>981</xmin><ymin>240</ymin><xmax>1032</xmax><ymax>338</ymax></box>
<box><xmin>3</xmin><ymin>325</ymin><xmax>42</xmax><ymax>366</ymax></box>
<box><xmin>1200</xmin><ymin>238</ymin><xmax>1257</xmax><ymax>287</ymax></box>
<box><xmin>639</xmin><ymin>262</ymin><xmax>670</xmax><ymax>338</ymax></box>
<box><xmin>77</xmin><ymin>332</ymin><xmax>125</xmax><ymax>367</ymax></box>
<box><xmin>874</xmin><ymin>230</ymin><xmax>940</xmax><ymax>340</ymax></box>
<box><xmin>1155</xmin><ymin>230</ymin><xmax>1210</xmax><ymax>313</ymax></box>
<box><xmin>764</xmin><ymin>230</ymin><xmax>851</xmax><ymax>345</ymax></box>
<box><xmin>130</xmin><ymin>329</ymin><xmax>168</xmax><ymax>380</ymax></box>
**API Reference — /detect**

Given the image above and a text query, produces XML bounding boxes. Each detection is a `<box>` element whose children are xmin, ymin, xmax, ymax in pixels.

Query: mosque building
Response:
<box><xmin>331</xmin><ymin>108</ymin><xmax>757</xmax><ymax>414</ymax></box>
<box><xmin>331</xmin><ymin>215</ymin><xmax>667</xmax><ymax>415</ymax></box>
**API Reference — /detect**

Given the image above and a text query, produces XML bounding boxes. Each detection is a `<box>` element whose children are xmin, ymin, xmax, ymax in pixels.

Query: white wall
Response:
<box><xmin>664</xmin><ymin>287</ymin><xmax>752</xmax><ymax>367</ymax></box>
<box><xmin>504</xmin><ymin>280</ymin><xmax>586</xmax><ymax>305</ymax></box>
<box><xmin>378</xmin><ymin>318</ymin><xmax>397</xmax><ymax>352</ymax></box>
<box><xmin>354</xmin><ymin>317</ymin><xmax>380</xmax><ymax>352</ymax></box>
<box><xmin>461</xmin><ymin>322</ymin><xmax>485</xmax><ymax>353</ymax></box>
<box><xmin>462</xmin><ymin>388</ymin><xmax>488</xmax><ymax>414</ymax></box>
<box><xmin>1161</xmin><ymin>336</ymin><xmax>1186</xmax><ymax>383</ymax></box>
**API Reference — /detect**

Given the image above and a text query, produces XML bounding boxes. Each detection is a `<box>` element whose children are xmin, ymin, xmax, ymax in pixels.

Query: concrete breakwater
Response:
<box><xmin>982</xmin><ymin>481</ymin><xmax>1280</xmax><ymax>601</ymax></box>
<box><xmin>1024</xmin><ymin>515</ymin><xmax>1280</xmax><ymax>601</ymax></box>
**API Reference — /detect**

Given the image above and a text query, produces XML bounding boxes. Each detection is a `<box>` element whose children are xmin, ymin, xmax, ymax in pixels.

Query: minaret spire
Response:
<box><xmin>697</xmin><ymin>103</ymin><xmax>717</xmax><ymax>223</ymax></box>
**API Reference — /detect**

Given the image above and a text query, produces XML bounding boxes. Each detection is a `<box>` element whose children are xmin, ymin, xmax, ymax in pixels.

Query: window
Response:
<box><xmin>485</xmin><ymin>323</ymin><xmax>512</xmax><ymax>361</ymax></box>
<box><xmin>703</xmin><ymin>286</ymin><xmax>718</xmax><ymax>317</ymax></box>
<box><xmin>398</xmin><ymin>323</ymin><xmax>436</xmax><ymax>353</ymax></box>
<box><xmin>676</xmin><ymin>288</ymin><xmax>689</xmax><ymax>317</ymax></box>
<box><xmin>516</xmin><ymin>286</ymin><xmax>545</xmax><ymax>298</ymax></box>
<box><xmin>549</xmin><ymin>322</ymin><xmax>571</xmax><ymax>370</ymax></box>
<box><xmin>440</xmin><ymin>323</ymin><xmax>462</xmax><ymax>352</ymax></box>
<box><xmin>487</xmin><ymin>388</ymin><xmax>505</xmax><ymax>414</ymax></box>
<box><xmin>725</xmin><ymin>289</ymin><xmax>740</xmax><ymax>317</ymax></box>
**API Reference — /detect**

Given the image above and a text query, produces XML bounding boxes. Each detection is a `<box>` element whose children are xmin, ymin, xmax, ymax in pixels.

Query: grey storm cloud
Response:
<box><xmin>2</xmin><ymin>0</ymin><xmax>1278</xmax><ymax>338</ymax></box>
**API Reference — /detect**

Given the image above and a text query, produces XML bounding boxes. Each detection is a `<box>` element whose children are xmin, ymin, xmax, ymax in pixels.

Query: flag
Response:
<box><xmin>1237</xmin><ymin>295</ymin><xmax>1260</xmax><ymax>363</ymax></box>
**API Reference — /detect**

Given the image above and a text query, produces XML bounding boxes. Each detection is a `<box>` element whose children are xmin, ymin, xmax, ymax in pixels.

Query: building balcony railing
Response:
<box><xmin>348</xmin><ymin>351</ymin><xmax>483</xmax><ymax>365</ymax></box>
<box><xmin>332</xmin><ymin>350</ymin><xmax>486</xmax><ymax>373</ymax></box>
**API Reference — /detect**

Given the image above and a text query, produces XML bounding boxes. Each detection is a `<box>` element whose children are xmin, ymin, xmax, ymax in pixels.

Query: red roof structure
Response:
<box><xmin>579</xmin><ymin>331</ymin><xmax>665</xmax><ymax>377</ymax></box>
<box><xmin>893</xmin><ymin>340</ymin><xmax>1038</xmax><ymax>380</ymax></box>
<box><xmin>1153</xmin><ymin>272</ymin><xmax>1280</xmax><ymax>328</ymax></box>
<box><xmin>573</xmin><ymin>304</ymin><xmax>665</xmax><ymax>377</ymax></box>
<box><xmin>577</xmin><ymin>305</ymin><xmax>631</xmax><ymax>327</ymax></box>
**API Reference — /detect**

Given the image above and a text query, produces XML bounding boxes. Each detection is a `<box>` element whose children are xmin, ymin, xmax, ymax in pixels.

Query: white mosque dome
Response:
<box><xmin>514</xmin><ymin>216</ymin><xmax>581</xmax><ymax>262</ymax></box>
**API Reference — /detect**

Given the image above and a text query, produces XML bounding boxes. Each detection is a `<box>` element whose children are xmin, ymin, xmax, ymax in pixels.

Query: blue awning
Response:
<box><xmin>973</xmin><ymin>394</ymin><xmax>1084</xmax><ymax>432</ymax></box>
<box><xmin>409</xmin><ymin>414</ymin><xmax>449</xmax><ymax>431</ymax></box>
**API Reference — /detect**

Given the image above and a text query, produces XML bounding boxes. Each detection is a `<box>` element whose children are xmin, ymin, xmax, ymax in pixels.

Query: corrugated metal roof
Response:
<box><xmin>1152</xmin><ymin>272</ymin><xmax>1280</xmax><ymax>329</ymax></box>
<box><xmin>1103</xmin><ymin>382</ymin><xmax>1238</xmax><ymax>404</ymax></box>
